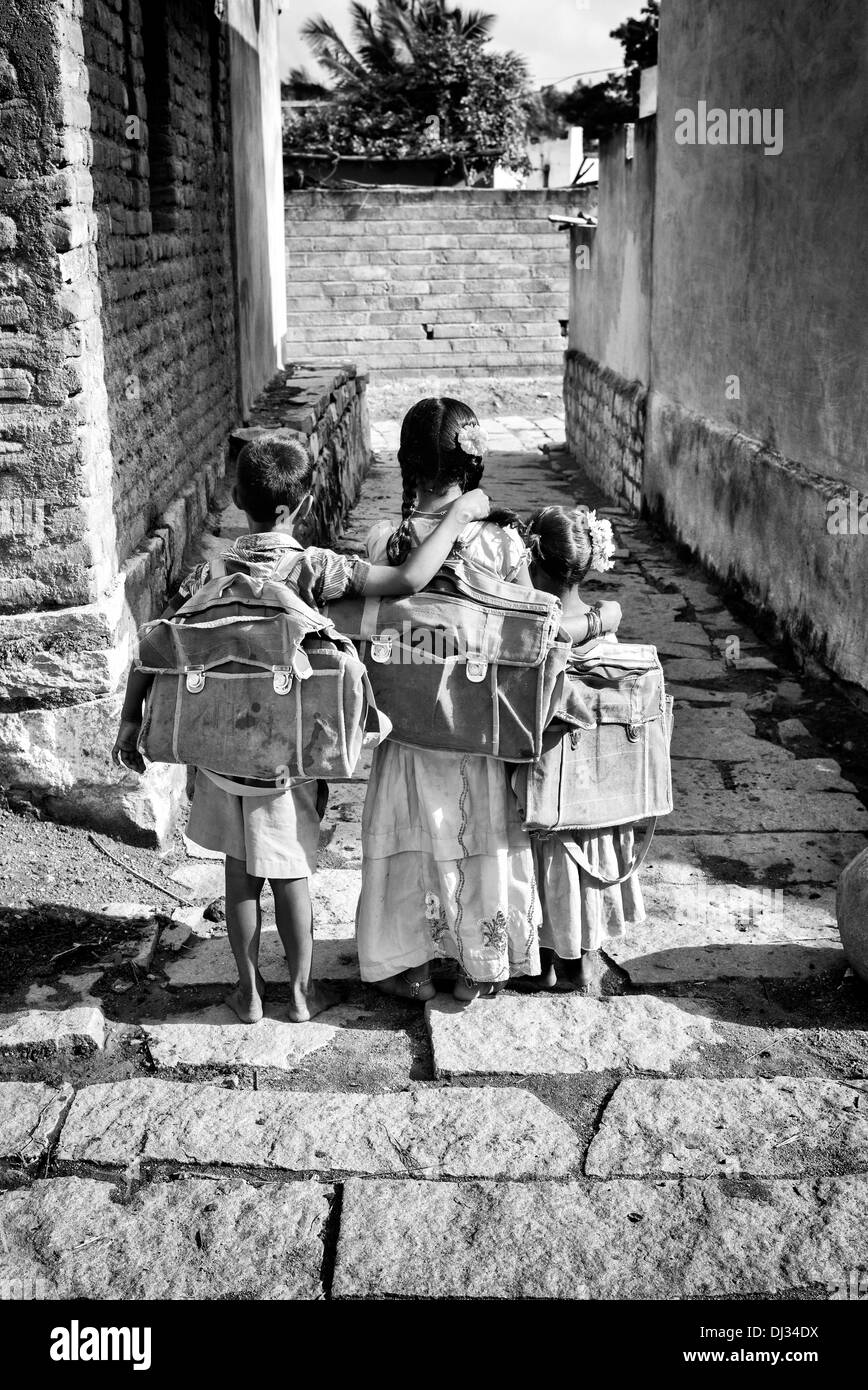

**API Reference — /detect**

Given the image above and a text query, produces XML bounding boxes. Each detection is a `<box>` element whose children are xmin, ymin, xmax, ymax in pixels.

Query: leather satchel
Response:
<box><xmin>327</xmin><ymin>557</ymin><xmax>571</xmax><ymax>762</ymax></box>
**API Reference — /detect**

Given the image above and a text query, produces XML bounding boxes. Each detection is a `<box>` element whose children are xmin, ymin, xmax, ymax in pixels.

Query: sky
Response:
<box><xmin>279</xmin><ymin>0</ymin><xmax>641</xmax><ymax>90</ymax></box>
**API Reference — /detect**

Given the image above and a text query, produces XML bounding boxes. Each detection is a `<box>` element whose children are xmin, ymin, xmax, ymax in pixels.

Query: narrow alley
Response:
<box><xmin>1</xmin><ymin>396</ymin><xmax>867</xmax><ymax>1300</ymax></box>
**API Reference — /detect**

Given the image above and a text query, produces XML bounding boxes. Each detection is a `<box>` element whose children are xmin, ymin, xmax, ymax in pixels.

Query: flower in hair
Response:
<box><xmin>455</xmin><ymin>422</ymin><xmax>489</xmax><ymax>460</ymax></box>
<box><xmin>584</xmin><ymin>509</ymin><xmax>616</xmax><ymax>572</ymax></box>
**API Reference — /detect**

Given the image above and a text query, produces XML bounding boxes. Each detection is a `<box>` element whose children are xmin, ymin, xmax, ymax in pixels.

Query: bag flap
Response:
<box><xmin>138</xmin><ymin>571</ymin><xmax>344</xmax><ymax>675</ymax></box>
<box><xmin>327</xmin><ymin>562</ymin><xmax>563</xmax><ymax>668</ymax></box>
<box><xmin>556</xmin><ymin>641</ymin><xmax>666</xmax><ymax>727</ymax></box>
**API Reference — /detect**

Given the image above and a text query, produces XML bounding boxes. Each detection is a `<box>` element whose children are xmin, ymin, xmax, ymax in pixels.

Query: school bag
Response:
<box><xmin>326</xmin><ymin>556</ymin><xmax>571</xmax><ymax>762</ymax></box>
<box><xmin>136</xmin><ymin>551</ymin><xmax>390</xmax><ymax>783</ymax></box>
<box><xmin>513</xmin><ymin>640</ymin><xmax>674</xmax><ymax>884</ymax></box>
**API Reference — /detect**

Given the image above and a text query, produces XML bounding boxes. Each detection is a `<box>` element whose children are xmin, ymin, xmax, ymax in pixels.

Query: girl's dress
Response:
<box><xmin>532</xmin><ymin>825</ymin><xmax>645</xmax><ymax>960</ymax></box>
<box><xmin>356</xmin><ymin>516</ymin><xmax>542</xmax><ymax>985</ymax></box>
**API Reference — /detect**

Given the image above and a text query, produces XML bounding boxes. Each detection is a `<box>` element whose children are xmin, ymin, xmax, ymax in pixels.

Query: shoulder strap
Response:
<box><xmin>551</xmin><ymin>818</ymin><xmax>657</xmax><ymax>887</ymax></box>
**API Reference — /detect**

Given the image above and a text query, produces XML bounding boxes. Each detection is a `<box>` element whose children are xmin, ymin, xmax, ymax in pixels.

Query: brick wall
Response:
<box><xmin>84</xmin><ymin>0</ymin><xmax>237</xmax><ymax>566</ymax></box>
<box><xmin>564</xmin><ymin>349</ymin><xmax>646</xmax><ymax>514</ymax></box>
<box><xmin>284</xmin><ymin>188</ymin><xmax>597</xmax><ymax>375</ymax></box>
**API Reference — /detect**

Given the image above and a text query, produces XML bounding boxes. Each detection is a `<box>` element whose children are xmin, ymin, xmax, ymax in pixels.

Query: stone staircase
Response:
<box><xmin>1</xmin><ymin>413</ymin><xmax>867</xmax><ymax>1301</ymax></box>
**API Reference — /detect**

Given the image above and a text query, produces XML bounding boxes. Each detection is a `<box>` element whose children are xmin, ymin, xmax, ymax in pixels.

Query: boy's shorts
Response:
<box><xmin>186</xmin><ymin>770</ymin><xmax>321</xmax><ymax>879</ymax></box>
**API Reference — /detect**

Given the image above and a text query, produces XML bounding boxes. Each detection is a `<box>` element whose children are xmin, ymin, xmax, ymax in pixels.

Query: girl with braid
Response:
<box><xmin>356</xmin><ymin>398</ymin><xmax>543</xmax><ymax>1002</ymax></box>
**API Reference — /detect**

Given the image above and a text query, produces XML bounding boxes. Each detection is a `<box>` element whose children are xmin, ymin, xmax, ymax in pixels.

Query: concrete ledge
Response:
<box><xmin>645</xmin><ymin>391</ymin><xmax>868</xmax><ymax>691</ymax></box>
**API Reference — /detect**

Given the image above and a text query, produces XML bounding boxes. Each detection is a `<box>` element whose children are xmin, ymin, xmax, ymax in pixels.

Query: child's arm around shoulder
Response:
<box><xmin>361</xmin><ymin>489</ymin><xmax>490</xmax><ymax>596</ymax></box>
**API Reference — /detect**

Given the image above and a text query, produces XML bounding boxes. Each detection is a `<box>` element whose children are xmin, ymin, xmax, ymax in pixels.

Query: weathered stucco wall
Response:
<box><xmin>227</xmin><ymin>0</ymin><xmax>286</xmax><ymax>419</ymax></box>
<box><xmin>651</xmin><ymin>0</ymin><xmax>867</xmax><ymax>485</ymax></box>
<box><xmin>567</xmin><ymin>122</ymin><xmax>654</xmax><ymax>384</ymax></box>
<box><xmin>563</xmin><ymin>0</ymin><xmax>868</xmax><ymax>692</ymax></box>
<box><xmin>645</xmin><ymin>0</ymin><xmax>868</xmax><ymax>691</ymax></box>
<box><xmin>285</xmin><ymin>188</ymin><xmax>596</xmax><ymax>375</ymax></box>
<box><xmin>564</xmin><ymin>121</ymin><xmax>654</xmax><ymax>508</ymax></box>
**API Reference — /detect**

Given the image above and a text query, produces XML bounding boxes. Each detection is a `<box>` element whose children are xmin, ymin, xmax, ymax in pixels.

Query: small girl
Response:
<box><xmin>356</xmin><ymin>398</ymin><xmax>542</xmax><ymax>1002</ymax></box>
<box><xmin>518</xmin><ymin>504</ymin><xmax>644</xmax><ymax>993</ymax></box>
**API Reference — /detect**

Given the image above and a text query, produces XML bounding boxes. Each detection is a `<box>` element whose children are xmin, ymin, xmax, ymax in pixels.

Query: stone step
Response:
<box><xmin>645</xmin><ymin>833</ymin><xmax>868</xmax><ymax>886</ymax></box>
<box><xmin>0</xmin><ymin>1176</ymin><xmax>329</xmax><ymax>1300</ymax></box>
<box><xmin>608</xmin><ymin>883</ymin><xmax>843</xmax><ymax>985</ymax></box>
<box><xmin>586</xmin><ymin>1078</ymin><xmax>868</xmax><ymax>1178</ymax></box>
<box><xmin>0</xmin><ymin>1081</ymin><xmax>74</xmax><ymax>1163</ymax></box>
<box><xmin>665</xmin><ymin>789</ymin><xmax>867</xmax><ymax>834</ymax></box>
<box><xmin>140</xmin><ymin>999</ymin><xmax>414</xmax><ymax>1078</ymax></box>
<box><xmin>426</xmin><ymin>993</ymin><xmax>720</xmax><ymax>1077</ymax></box>
<box><xmin>332</xmin><ymin>1174</ymin><xmax>868</xmax><ymax>1300</ymax></box>
<box><xmin>0</xmin><ymin>1006</ymin><xmax>106</xmax><ymax>1055</ymax></box>
<box><xmin>57</xmin><ymin>1079</ymin><xmax>582</xmax><ymax>1179</ymax></box>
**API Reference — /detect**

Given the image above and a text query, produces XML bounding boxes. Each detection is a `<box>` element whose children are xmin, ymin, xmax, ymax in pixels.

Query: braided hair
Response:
<box><xmin>523</xmin><ymin>506</ymin><xmax>595</xmax><ymax>587</ymax></box>
<box><xmin>386</xmin><ymin>398</ymin><xmax>485</xmax><ymax>565</ymax></box>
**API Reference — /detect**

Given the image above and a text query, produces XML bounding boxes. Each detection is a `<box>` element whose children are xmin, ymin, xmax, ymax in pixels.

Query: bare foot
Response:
<box><xmin>287</xmin><ymin>982</ymin><xmax>339</xmax><ymax>1022</ymax></box>
<box><xmin>375</xmin><ymin>969</ymin><xmax>435</xmax><ymax>1003</ymax></box>
<box><xmin>562</xmin><ymin>952</ymin><xmax>603</xmax><ymax>996</ymax></box>
<box><xmin>453</xmin><ymin>976</ymin><xmax>502</xmax><ymax>1003</ymax></box>
<box><xmin>510</xmin><ymin>947</ymin><xmax>557</xmax><ymax>992</ymax></box>
<box><xmin>224</xmin><ymin>986</ymin><xmax>264</xmax><ymax>1024</ymax></box>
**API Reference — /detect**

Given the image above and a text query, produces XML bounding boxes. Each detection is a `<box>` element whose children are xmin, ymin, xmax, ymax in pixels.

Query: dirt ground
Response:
<box><xmin>366</xmin><ymin>373</ymin><xmax>565</xmax><ymax>424</ymax></box>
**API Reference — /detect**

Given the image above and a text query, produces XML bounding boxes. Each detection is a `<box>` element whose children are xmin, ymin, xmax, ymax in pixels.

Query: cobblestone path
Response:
<box><xmin>2</xmin><ymin>410</ymin><xmax>868</xmax><ymax>1301</ymax></box>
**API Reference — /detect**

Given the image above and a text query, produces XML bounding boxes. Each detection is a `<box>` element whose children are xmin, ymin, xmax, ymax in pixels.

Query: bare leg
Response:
<box><xmin>224</xmin><ymin>855</ymin><xmax>265</xmax><ymax>1023</ymax></box>
<box><xmin>271</xmin><ymin>876</ymin><xmax>336</xmax><ymax>1021</ymax></box>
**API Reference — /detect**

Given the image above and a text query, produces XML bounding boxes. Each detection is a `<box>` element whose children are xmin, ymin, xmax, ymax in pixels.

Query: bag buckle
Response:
<box><xmin>466</xmin><ymin>657</ymin><xmax>488</xmax><ymax>683</ymax></box>
<box><xmin>185</xmin><ymin>666</ymin><xmax>205</xmax><ymax>693</ymax></box>
<box><xmin>370</xmin><ymin>636</ymin><xmax>393</xmax><ymax>664</ymax></box>
<box><xmin>272</xmin><ymin>667</ymin><xmax>293</xmax><ymax>695</ymax></box>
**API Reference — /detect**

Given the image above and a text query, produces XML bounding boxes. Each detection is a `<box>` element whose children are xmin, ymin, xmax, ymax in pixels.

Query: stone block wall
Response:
<box><xmin>564</xmin><ymin>350</ymin><xmax>646</xmax><ymax>514</ymax></box>
<box><xmin>284</xmin><ymin>188</ymin><xmax>597</xmax><ymax>375</ymax></box>
<box><xmin>231</xmin><ymin>362</ymin><xmax>371</xmax><ymax>547</ymax></box>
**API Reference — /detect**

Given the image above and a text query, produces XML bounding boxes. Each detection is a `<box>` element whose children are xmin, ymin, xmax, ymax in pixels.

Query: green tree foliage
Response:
<box><xmin>535</xmin><ymin>1</ymin><xmax>659</xmax><ymax>145</ymax></box>
<box><xmin>286</xmin><ymin>1</ymin><xmax>531</xmax><ymax>176</ymax></box>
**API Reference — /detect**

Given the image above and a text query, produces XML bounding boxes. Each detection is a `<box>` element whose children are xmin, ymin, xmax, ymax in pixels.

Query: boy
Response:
<box><xmin>112</xmin><ymin>434</ymin><xmax>489</xmax><ymax>1023</ymax></box>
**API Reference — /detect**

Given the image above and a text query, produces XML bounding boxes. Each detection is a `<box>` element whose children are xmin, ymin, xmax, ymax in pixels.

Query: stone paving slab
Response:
<box><xmin>668</xmin><ymin>684</ymin><xmax>747</xmax><ymax>705</ymax></box>
<box><xmin>165</xmin><ymin>927</ymin><xmax>358</xmax><ymax>987</ymax></box>
<box><xmin>0</xmin><ymin>1007</ymin><xmax>106</xmax><ymax>1054</ymax></box>
<box><xmin>57</xmin><ymin>1080</ymin><xmax>581</xmax><ymax>1178</ymax></box>
<box><xmin>644</xmin><ymin>833</ymin><xmax>868</xmax><ymax>886</ymax></box>
<box><xmin>426</xmin><ymin>994</ymin><xmax>721</xmax><ymax>1076</ymax></box>
<box><xmin>586</xmin><ymin>1078</ymin><xmax>868</xmax><ymax>1178</ymax></box>
<box><xmin>659</xmin><ymin>658</ymin><xmax>729</xmax><ymax>684</ymax></box>
<box><xmin>663</xmin><ymin>789</ymin><xmax>867</xmax><ymax>834</ymax></box>
<box><xmin>0</xmin><ymin>1082</ymin><xmax>74</xmax><ymax>1162</ymax></box>
<box><xmin>142</xmin><ymin>1004</ymin><xmax>346</xmax><ymax>1072</ymax></box>
<box><xmin>728</xmin><ymin>759</ymin><xmax>858</xmax><ymax>794</ymax></box>
<box><xmin>671</xmin><ymin>731</ymin><xmax>791</xmax><ymax>761</ymax></box>
<box><xmin>332</xmin><ymin>1174</ymin><xmax>868</xmax><ymax>1300</ymax></box>
<box><xmin>0</xmin><ymin>1176</ymin><xmax>329</xmax><ymax>1299</ymax></box>
<box><xmin>609</xmin><ymin>885</ymin><xmax>842</xmax><ymax>984</ymax></box>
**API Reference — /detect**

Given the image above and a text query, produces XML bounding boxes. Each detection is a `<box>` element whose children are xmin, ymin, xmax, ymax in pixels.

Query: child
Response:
<box><xmin>111</xmin><ymin>434</ymin><xmax>490</xmax><ymax>1024</ymax></box>
<box><xmin>518</xmin><ymin>504</ymin><xmax>643</xmax><ymax>994</ymax></box>
<box><xmin>356</xmin><ymin>397</ymin><xmax>543</xmax><ymax>1003</ymax></box>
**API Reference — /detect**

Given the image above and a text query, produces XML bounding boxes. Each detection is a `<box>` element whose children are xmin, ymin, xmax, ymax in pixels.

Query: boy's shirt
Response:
<box><xmin>178</xmin><ymin>532</ymin><xmax>371</xmax><ymax>608</ymax></box>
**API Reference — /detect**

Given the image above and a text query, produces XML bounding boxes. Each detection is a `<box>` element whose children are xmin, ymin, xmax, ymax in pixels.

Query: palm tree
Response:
<box><xmin>301</xmin><ymin>1</ymin><xmax>496</xmax><ymax>94</ymax></box>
